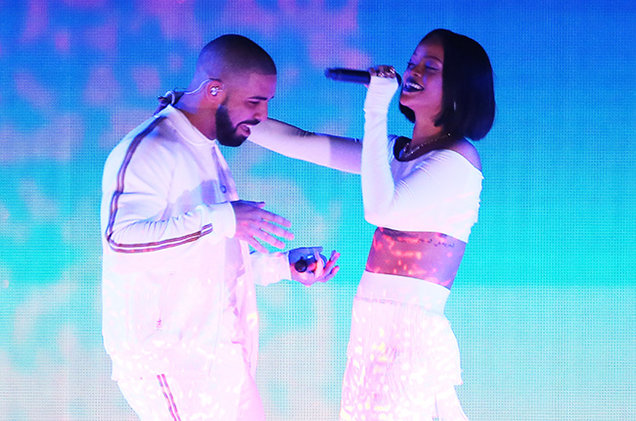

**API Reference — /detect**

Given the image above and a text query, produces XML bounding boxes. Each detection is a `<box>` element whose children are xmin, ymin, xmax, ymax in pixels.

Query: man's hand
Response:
<box><xmin>289</xmin><ymin>247</ymin><xmax>340</xmax><ymax>286</ymax></box>
<box><xmin>231</xmin><ymin>200</ymin><xmax>294</xmax><ymax>253</ymax></box>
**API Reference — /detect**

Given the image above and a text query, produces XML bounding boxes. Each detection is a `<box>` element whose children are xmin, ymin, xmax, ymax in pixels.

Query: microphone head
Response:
<box><xmin>325</xmin><ymin>68</ymin><xmax>370</xmax><ymax>83</ymax></box>
<box><xmin>325</xmin><ymin>67</ymin><xmax>401</xmax><ymax>85</ymax></box>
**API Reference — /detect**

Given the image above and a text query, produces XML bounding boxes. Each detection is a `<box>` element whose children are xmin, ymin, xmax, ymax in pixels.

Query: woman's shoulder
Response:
<box><xmin>444</xmin><ymin>138</ymin><xmax>482</xmax><ymax>171</ymax></box>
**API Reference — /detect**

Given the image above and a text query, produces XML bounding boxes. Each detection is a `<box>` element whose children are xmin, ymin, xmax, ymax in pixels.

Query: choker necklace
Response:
<box><xmin>399</xmin><ymin>133</ymin><xmax>452</xmax><ymax>160</ymax></box>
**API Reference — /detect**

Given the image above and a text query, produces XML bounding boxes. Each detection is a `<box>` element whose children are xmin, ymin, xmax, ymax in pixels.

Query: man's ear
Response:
<box><xmin>205</xmin><ymin>80</ymin><xmax>225</xmax><ymax>102</ymax></box>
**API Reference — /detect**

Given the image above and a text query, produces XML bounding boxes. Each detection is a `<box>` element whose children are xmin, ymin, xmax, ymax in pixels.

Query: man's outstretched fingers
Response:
<box><xmin>257</xmin><ymin>208</ymin><xmax>292</xmax><ymax>229</ymax></box>
<box><xmin>254</xmin><ymin>228</ymin><xmax>286</xmax><ymax>249</ymax></box>
<box><xmin>231</xmin><ymin>200</ymin><xmax>294</xmax><ymax>251</ymax></box>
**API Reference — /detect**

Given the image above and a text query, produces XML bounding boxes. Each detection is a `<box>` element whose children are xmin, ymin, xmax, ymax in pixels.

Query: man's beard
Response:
<box><xmin>215</xmin><ymin>104</ymin><xmax>259</xmax><ymax>147</ymax></box>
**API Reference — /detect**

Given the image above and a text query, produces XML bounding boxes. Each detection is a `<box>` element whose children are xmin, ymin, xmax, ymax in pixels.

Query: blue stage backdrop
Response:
<box><xmin>0</xmin><ymin>1</ymin><xmax>634</xmax><ymax>420</ymax></box>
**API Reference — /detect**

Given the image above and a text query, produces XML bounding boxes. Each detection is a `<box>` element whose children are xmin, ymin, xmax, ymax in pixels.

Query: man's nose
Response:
<box><xmin>254</xmin><ymin>102</ymin><xmax>268</xmax><ymax>121</ymax></box>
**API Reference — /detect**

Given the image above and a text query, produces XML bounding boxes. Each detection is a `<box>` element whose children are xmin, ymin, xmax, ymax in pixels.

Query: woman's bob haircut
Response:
<box><xmin>400</xmin><ymin>29</ymin><xmax>495</xmax><ymax>141</ymax></box>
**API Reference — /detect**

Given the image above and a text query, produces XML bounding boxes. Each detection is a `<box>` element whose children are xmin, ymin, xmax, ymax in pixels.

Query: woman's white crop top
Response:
<box><xmin>361</xmin><ymin>76</ymin><xmax>482</xmax><ymax>242</ymax></box>
<box><xmin>363</xmin><ymin>135</ymin><xmax>482</xmax><ymax>242</ymax></box>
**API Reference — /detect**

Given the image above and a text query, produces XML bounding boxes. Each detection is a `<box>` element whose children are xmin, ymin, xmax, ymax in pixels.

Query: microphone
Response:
<box><xmin>325</xmin><ymin>68</ymin><xmax>401</xmax><ymax>85</ymax></box>
<box><xmin>294</xmin><ymin>254</ymin><xmax>327</xmax><ymax>273</ymax></box>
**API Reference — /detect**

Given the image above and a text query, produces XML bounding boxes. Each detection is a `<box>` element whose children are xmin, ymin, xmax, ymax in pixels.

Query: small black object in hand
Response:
<box><xmin>294</xmin><ymin>254</ymin><xmax>326</xmax><ymax>273</ymax></box>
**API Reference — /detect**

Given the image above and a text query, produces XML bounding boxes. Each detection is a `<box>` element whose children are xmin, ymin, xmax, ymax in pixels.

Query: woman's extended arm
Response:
<box><xmin>248</xmin><ymin>118</ymin><xmax>362</xmax><ymax>174</ymax></box>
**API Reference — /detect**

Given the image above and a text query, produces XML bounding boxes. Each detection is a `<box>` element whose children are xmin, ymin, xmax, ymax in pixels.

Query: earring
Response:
<box><xmin>210</xmin><ymin>87</ymin><xmax>219</xmax><ymax>96</ymax></box>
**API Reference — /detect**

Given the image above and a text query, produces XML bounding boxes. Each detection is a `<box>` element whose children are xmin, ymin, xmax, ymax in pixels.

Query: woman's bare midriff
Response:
<box><xmin>365</xmin><ymin>227</ymin><xmax>466</xmax><ymax>289</ymax></box>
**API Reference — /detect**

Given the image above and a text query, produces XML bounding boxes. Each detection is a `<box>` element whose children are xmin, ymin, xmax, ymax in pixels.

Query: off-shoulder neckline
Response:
<box><xmin>392</xmin><ymin>136</ymin><xmax>482</xmax><ymax>174</ymax></box>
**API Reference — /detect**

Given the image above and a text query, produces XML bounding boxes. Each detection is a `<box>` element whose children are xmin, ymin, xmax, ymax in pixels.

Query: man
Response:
<box><xmin>101</xmin><ymin>34</ymin><xmax>339</xmax><ymax>420</ymax></box>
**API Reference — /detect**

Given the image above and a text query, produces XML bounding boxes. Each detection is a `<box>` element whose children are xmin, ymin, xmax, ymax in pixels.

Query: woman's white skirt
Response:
<box><xmin>340</xmin><ymin>271</ymin><xmax>468</xmax><ymax>421</ymax></box>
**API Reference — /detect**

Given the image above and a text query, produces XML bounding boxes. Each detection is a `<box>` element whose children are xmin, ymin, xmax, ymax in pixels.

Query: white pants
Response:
<box><xmin>340</xmin><ymin>271</ymin><xmax>468</xmax><ymax>421</ymax></box>
<box><xmin>116</xmin><ymin>343</ymin><xmax>264</xmax><ymax>421</ymax></box>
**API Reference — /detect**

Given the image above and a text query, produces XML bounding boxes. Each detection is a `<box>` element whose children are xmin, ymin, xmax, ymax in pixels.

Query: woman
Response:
<box><xmin>250</xmin><ymin>29</ymin><xmax>495</xmax><ymax>420</ymax></box>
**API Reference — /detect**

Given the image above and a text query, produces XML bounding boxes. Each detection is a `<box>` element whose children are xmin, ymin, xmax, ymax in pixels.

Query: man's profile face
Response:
<box><xmin>215</xmin><ymin>72</ymin><xmax>276</xmax><ymax>147</ymax></box>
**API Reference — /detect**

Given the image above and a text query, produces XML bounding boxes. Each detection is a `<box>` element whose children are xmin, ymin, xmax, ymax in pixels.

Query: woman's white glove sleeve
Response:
<box><xmin>363</xmin><ymin>75</ymin><xmax>400</xmax><ymax>114</ymax></box>
<box><xmin>361</xmin><ymin>76</ymin><xmax>400</xmax><ymax>223</ymax></box>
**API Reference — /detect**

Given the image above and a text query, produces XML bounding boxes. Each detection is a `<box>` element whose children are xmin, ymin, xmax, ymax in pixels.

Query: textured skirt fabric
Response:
<box><xmin>340</xmin><ymin>271</ymin><xmax>468</xmax><ymax>421</ymax></box>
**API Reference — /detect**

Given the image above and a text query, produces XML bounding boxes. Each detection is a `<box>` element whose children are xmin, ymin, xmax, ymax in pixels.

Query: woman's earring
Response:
<box><xmin>210</xmin><ymin>87</ymin><xmax>219</xmax><ymax>96</ymax></box>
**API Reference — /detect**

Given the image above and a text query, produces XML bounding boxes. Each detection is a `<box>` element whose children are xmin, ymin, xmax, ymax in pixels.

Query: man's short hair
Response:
<box><xmin>196</xmin><ymin>34</ymin><xmax>277</xmax><ymax>81</ymax></box>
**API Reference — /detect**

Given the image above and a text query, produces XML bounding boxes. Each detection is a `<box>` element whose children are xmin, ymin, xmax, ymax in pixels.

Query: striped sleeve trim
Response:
<box><xmin>105</xmin><ymin>116</ymin><xmax>214</xmax><ymax>254</ymax></box>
